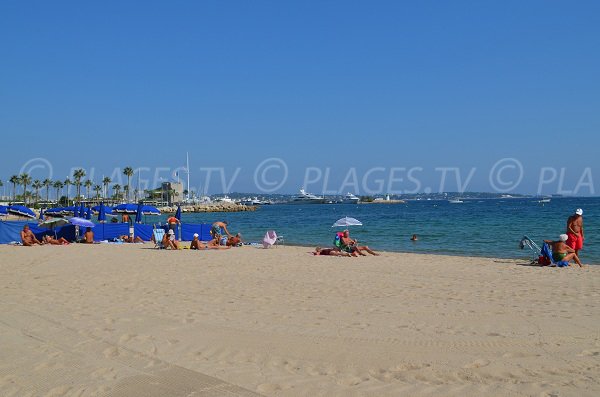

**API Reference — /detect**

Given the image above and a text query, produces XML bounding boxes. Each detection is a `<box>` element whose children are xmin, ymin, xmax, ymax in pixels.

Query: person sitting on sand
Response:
<box><xmin>43</xmin><ymin>235</ymin><xmax>70</xmax><ymax>245</ymax></box>
<box><xmin>544</xmin><ymin>234</ymin><xmax>583</xmax><ymax>267</ymax></box>
<box><xmin>314</xmin><ymin>247</ymin><xmax>351</xmax><ymax>256</ymax></box>
<box><xmin>119</xmin><ymin>235</ymin><xmax>144</xmax><ymax>243</ymax></box>
<box><xmin>161</xmin><ymin>229</ymin><xmax>180</xmax><ymax>249</ymax></box>
<box><xmin>340</xmin><ymin>230</ymin><xmax>379</xmax><ymax>256</ymax></box>
<box><xmin>21</xmin><ymin>225</ymin><xmax>43</xmax><ymax>246</ymax></box>
<box><xmin>226</xmin><ymin>233</ymin><xmax>243</xmax><ymax>247</ymax></box>
<box><xmin>210</xmin><ymin>221</ymin><xmax>231</xmax><ymax>240</ymax></box>
<box><xmin>82</xmin><ymin>227</ymin><xmax>94</xmax><ymax>244</ymax></box>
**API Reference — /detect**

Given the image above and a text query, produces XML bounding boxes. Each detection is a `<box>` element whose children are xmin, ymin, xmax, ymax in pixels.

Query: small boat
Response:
<box><xmin>448</xmin><ymin>199</ymin><xmax>464</xmax><ymax>204</ymax></box>
<box><xmin>538</xmin><ymin>198</ymin><xmax>551</xmax><ymax>203</ymax></box>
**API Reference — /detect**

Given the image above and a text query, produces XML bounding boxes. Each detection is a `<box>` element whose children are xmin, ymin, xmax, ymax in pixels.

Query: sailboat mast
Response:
<box><xmin>186</xmin><ymin>152</ymin><xmax>190</xmax><ymax>201</ymax></box>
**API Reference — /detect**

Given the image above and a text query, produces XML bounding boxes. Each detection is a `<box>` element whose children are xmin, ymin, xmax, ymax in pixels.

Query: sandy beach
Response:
<box><xmin>0</xmin><ymin>244</ymin><xmax>598</xmax><ymax>396</ymax></box>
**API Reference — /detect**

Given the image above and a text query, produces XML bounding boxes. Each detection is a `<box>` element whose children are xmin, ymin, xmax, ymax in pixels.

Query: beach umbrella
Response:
<box><xmin>92</xmin><ymin>204</ymin><xmax>113</xmax><ymax>215</ymax></box>
<box><xmin>7</xmin><ymin>205</ymin><xmax>36</xmax><ymax>219</ymax></box>
<box><xmin>112</xmin><ymin>203</ymin><xmax>139</xmax><ymax>214</ymax></box>
<box><xmin>0</xmin><ymin>205</ymin><xmax>8</xmax><ymax>216</ymax></box>
<box><xmin>85</xmin><ymin>207</ymin><xmax>92</xmax><ymax>220</ymax></box>
<box><xmin>69</xmin><ymin>217</ymin><xmax>95</xmax><ymax>228</ymax></box>
<box><xmin>97</xmin><ymin>203</ymin><xmax>107</xmax><ymax>222</ymax></box>
<box><xmin>141</xmin><ymin>205</ymin><xmax>161</xmax><ymax>215</ymax></box>
<box><xmin>175</xmin><ymin>205</ymin><xmax>182</xmax><ymax>221</ymax></box>
<box><xmin>38</xmin><ymin>217</ymin><xmax>70</xmax><ymax>229</ymax></box>
<box><xmin>135</xmin><ymin>202</ymin><xmax>143</xmax><ymax>223</ymax></box>
<box><xmin>332</xmin><ymin>216</ymin><xmax>363</xmax><ymax>228</ymax></box>
<box><xmin>79</xmin><ymin>204</ymin><xmax>85</xmax><ymax>218</ymax></box>
<box><xmin>39</xmin><ymin>208</ymin><xmax>45</xmax><ymax>220</ymax></box>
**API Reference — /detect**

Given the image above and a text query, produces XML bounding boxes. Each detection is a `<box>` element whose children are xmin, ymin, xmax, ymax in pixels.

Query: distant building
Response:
<box><xmin>161</xmin><ymin>182</ymin><xmax>184</xmax><ymax>205</ymax></box>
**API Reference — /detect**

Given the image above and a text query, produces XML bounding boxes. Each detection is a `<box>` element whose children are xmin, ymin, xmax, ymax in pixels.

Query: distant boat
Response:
<box><xmin>214</xmin><ymin>195</ymin><xmax>234</xmax><ymax>203</ymax></box>
<box><xmin>448</xmin><ymin>199</ymin><xmax>464</xmax><ymax>204</ymax></box>
<box><xmin>341</xmin><ymin>192</ymin><xmax>360</xmax><ymax>204</ymax></box>
<box><xmin>289</xmin><ymin>189</ymin><xmax>326</xmax><ymax>204</ymax></box>
<box><xmin>538</xmin><ymin>198</ymin><xmax>551</xmax><ymax>203</ymax></box>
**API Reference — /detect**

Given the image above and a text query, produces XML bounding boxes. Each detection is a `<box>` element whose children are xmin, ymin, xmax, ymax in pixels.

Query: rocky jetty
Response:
<box><xmin>160</xmin><ymin>202</ymin><xmax>257</xmax><ymax>213</ymax></box>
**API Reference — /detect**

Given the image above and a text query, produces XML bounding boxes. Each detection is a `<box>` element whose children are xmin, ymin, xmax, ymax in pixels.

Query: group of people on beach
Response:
<box><xmin>543</xmin><ymin>208</ymin><xmax>585</xmax><ymax>267</ymax></box>
<box><xmin>20</xmin><ymin>225</ymin><xmax>95</xmax><ymax>246</ymax></box>
<box><xmin>159</xmin><ymin>220</ymin><xmax>243</xmax><ymax>250</ymax></box>
<box><xmin>314</xmin><ymin>229</ymin><xmax>379</xmax><ymax>257</ymax></box>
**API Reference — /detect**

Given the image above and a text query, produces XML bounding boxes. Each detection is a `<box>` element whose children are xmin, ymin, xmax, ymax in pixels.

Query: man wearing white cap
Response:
<box><xmin>566</xmin><ymin>208</ymin><xmax>584</xmax><ymax>255</ymax></box>
<box><xmin>162</xmin><ymin>229</ymin><xmax>179</xmax><ymax>250</ymax></box>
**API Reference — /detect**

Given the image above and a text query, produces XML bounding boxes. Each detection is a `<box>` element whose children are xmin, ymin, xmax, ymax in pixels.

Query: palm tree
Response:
<box><xmin>9</xmin><ymin>175</ymin><xmax>19</xmax><ymax>202</ymax></box>
<box><xmin>123</xmin><ymin>185</ymin><xmax>129</xmax><ymax>202</ymax></box>
<box><xmin>93</xmin><ymin>185</ymin><xmax>102</xmax><ymax>200</ymax></box>
<box><xmin>32</xmin><ymin>180</ymin><xmax>42</xmax><ymax>205</ymax></box>
<box><xmin>102</xmin><ymin>177</ymin><xmax>111</xmax><ymax>199</ymax></box>
<box><xmin>73</xmin><ymin>169</ymin><xmax>86</xmax><ymax>202</ymax></box>
<box><xmin>123</xmin><ymin>166</ymin><xmax>134</xmax><ymax>202</ymax></box>
<box><xmin>20</xmin><ymin>173</ymin><xmax>32</xmax><ymax>204</ymax></box>
<box><xmin>64</xmin><ymin>178</ymin><xmax>72</xmax><ymax>204</ymax></box>
<box><xmin>113</xmin><ymin>184</ymin><xmax>121</xmax><ymax>200</ymax></box>
<box><xmin>53</xmin><ymin>181</ymin><xmax>64</xmax><ymax>204</ymax></box>
<box><xmin>43</xmin><ymin>179</ymin><xmax>52</xmax><ymax>203</ymax></box>
<box><xmin>84</xmin><ymin>179</ymin><xmax>93</xmax><ymax>199</ymax></box>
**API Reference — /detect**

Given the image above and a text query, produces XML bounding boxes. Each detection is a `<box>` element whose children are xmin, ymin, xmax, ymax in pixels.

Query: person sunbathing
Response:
<box><xmin>226</xmin><ymin>233</ymin><xmax>243</xmax><ymax>247</ymax></box>
<box><xmin>314</xmin><ymin>247</ymin><xmax>351</xmax><ymax>256</ymax></box>
<box><xmin>43</xmin><ymin>235</ymin><xmax>70</xmax><ymax>245</ymax></box>
<box><xmin>119</xmin><ymin>235</ymin><xmax>144</xmax><ymax>243</ymax></box>
<box><xmin>340</xmin><ymin>230</ymin><xmax>379</xmax><ymax>256</ymax></box>
<box><xmin>21</xmin><ymin>225</ymin><xmax>43</xmax><ymax>246</ymax></box>
<box><xmin>544</xmin><ymin>234</ymin><xmax>583</xmax><ymax>267</ymax></box>
<box><xmin>162</xmin><ymin>229</ymin><xmax>179</xmax><ymax>249</ymax></box>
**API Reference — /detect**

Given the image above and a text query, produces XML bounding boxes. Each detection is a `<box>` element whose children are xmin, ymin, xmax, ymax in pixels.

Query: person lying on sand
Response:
<box><xmin>226</xmin><ymin>233</ymin><xmax>243</xmax><ymax>247</ymax></box>
<box><xmin>340</xmin><ymin>230</ymin><xmax>379</xmax><ymax>256</ymax></box>
<box><xmin>190</xmin><ymin>233</ymin><xmax>231</xmax><ymax>250</ymax></box>
<box><xmin>544</xmin><ymin>234</ymin><xmax>583</xmax><ymax>267</ymax></box>
<box><xmin>119</xmin><ymin>235</ymin><xmax>144</xmax><ymax>243</ymax></box>
<box><xmin>314</xmin><ymin>247</ymin><xmax>351</xmax><ymax>256</ymax></box>
<box><xmin>21</xmin><ymin>225</ymin><xmax>43</xmax><ymax>246</ymax></box>
<box><xmin>43</xmin><ymin>235</ymin><xmax>70</xmax><ymax>245</ymax></box>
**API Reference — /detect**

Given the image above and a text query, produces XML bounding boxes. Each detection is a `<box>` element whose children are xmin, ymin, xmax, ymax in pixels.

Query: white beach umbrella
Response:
<box><xmin>332</xmin><ymin>216</ymin><xmax>363</xmax><ymax>228</ymax></box>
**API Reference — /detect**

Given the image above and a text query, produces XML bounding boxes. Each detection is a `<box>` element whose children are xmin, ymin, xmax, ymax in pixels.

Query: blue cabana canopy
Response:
<box><xmin>7</xmin><ymin>205</ymin><xmax>36</xmax><ymax>219</ymax></box>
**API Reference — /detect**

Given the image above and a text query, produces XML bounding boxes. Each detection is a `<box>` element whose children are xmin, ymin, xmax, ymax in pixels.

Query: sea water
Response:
<box><xmin>159</xmin><ymin>197</ymin><xmax>599</xmax><ymax>263</ymax></box>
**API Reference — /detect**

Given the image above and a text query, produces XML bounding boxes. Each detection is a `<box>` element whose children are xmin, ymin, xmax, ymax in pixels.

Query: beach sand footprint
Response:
<box><xmin>463</xmin><ymin>359</ymin><xmax>491</xmax><ymax>369</ymax></box>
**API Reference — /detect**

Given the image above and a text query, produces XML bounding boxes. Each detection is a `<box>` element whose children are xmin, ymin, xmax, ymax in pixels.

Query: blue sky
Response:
<box><xmin>1</xmin><ymin>1</ymin><xmax>599</xmax><ymax>195</ymax></box>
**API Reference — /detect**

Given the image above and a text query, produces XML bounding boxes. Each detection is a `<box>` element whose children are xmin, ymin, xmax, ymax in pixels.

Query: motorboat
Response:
<box><xmin>289</xmin><ymin>189</ymin><xmax>326</xmax><ymax>204</ymax></box>
<box><xmin>341</xmin><ymin>192</ymin><xmax>360</xmax><ymax>204</ymax></box>
<box><xmin>448</xmin><ymin>199</ymin><xmax>464</xmax><ymax>204</ymax></box>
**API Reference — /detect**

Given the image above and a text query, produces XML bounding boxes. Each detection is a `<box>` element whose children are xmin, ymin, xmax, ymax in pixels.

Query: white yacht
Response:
<box><xmin>448</xmin><ymin>199</ymin><xmax>464</xmax><ymax>204</ymax></box>
<box><xmin>289</xmin><ymin>189</ymin><xmax>326</xmax><ymax>204</ymax></box>
<box><xmin>214</xmin><ymin>195</ymin><xmax>234</xmax><ymax>203</ymax></box>
<box><xmin>341</xmin><ymin>192</ymin><xmax>360</xmax><ymax>204</ymax></box>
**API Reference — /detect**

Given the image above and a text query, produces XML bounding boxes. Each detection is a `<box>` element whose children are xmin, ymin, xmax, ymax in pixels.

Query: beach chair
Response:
<box><xmin>540</xmin><ymin>242</ymin><xmax>570</xmax><ymax>267</ymax></box>
<box><xmin>263</xmin><ymin>230</ymin><xmax>278</xmax><ymax>248</ymax></box>
<box><xmin>519</xmin><ymin>235</ymin><xmax>542</xmax><ymax>264</ymax></box>
<box><xmin>153</xmin><ymin>227</ymin><xmax>166</xmax><ymax>249</ymax></box>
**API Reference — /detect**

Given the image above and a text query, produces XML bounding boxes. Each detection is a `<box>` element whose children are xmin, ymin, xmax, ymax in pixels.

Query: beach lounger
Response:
<box><xmin>153</xmin><ymin>228</ymin><xmax>166</xmax><ymax>249</ymax></box>
<box><xmin>263</xmin><ymin>230</ymin><xmax>279</xmax><ymax>248</ymax></box>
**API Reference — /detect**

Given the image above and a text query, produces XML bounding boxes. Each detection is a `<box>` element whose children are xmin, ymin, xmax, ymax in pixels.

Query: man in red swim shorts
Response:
<box><xmin>566</xmin><ymin>208</ymin><xmax>584</xmax><ymax>255</ymax></box>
